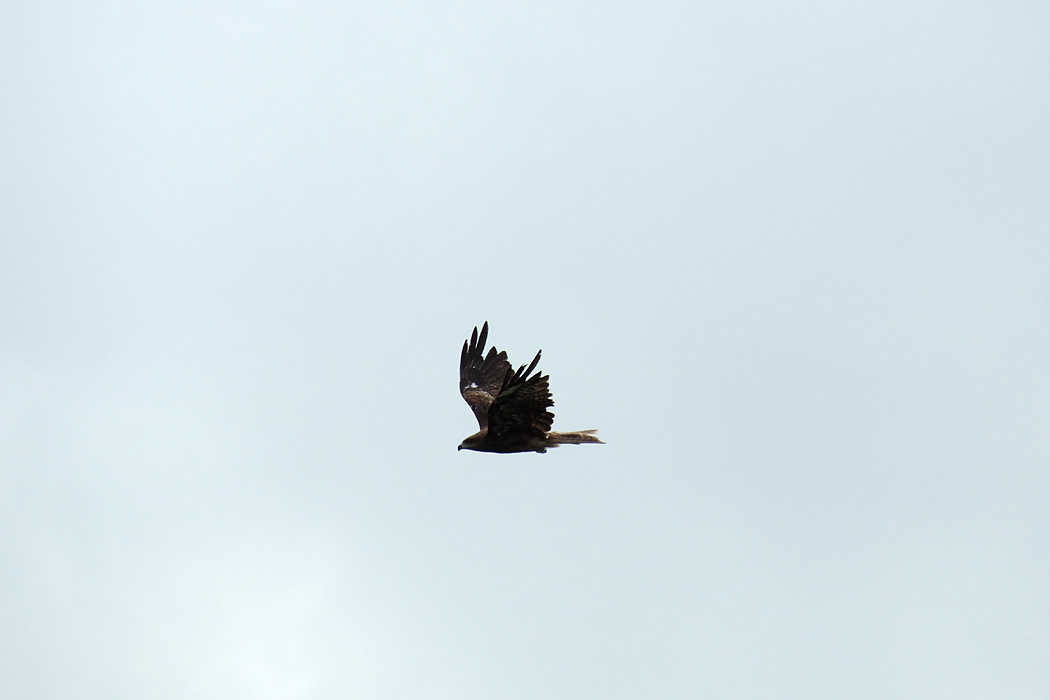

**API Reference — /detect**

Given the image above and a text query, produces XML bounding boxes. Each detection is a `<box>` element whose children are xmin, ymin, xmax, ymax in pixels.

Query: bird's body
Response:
<box><xmin>458</xmin><ymin>322</ymin><xmax>603</xmax><ymax>454</ymax></box>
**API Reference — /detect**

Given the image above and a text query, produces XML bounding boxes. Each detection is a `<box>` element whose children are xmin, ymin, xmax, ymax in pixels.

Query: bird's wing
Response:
<box><xmin>486</xmin><ymin>350</ymin><xmax>555</xmax><ymax>442</ymax></box>
<box><xmin>459</xmin><ymin>322</ymin><xmax>511</xmax><ymax>430</ymax></box>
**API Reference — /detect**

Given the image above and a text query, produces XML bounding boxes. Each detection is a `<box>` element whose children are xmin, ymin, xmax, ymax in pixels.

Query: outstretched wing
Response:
<box><xmin>486</xmin><ymin>350</ymin><xmax>555</xmax><ymax>443</ymax></box>
<box><xmin>460</xmin><ymin>322</ymin><xmax>511</xmax><ymax>430</ymax></box>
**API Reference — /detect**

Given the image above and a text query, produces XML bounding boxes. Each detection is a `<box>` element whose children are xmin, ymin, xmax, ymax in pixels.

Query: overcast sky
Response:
<box><xmin>2</xmin><ymin>0</ymin><xmax>1049</xmax><ymax>698</ymax></box>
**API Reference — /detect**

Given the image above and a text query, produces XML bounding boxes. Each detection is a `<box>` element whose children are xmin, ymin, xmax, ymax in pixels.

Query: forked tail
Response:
<box><xmin>546</xmin><ymin>430</ymin><xmax>604</xmax><ymax>446</ymax></box>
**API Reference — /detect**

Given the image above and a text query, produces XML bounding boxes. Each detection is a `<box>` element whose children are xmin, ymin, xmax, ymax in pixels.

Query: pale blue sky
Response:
<box><xmin>2</xmin><ymin>1</ymin><xmax>1049</xmax><ymax>698</ymax></box>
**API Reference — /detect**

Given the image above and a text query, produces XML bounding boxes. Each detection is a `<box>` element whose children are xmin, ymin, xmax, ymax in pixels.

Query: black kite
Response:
<box><xmin>458</xmin><ymin>322</ymin><xmax>603</xmax><ymax>453</ymax></box>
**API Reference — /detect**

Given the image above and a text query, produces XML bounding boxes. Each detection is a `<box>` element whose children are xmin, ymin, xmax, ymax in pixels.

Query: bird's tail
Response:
<box><xmin>546</xmin><ymin>430</ymin><xmax>604</xmax><ymax>446</ymax></box>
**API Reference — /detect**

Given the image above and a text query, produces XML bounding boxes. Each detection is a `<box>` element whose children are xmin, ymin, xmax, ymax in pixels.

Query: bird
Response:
<box><xmin>458</xmin><ymin>322</ymin><xmax>604</xmax><ymax>453</ymax></box>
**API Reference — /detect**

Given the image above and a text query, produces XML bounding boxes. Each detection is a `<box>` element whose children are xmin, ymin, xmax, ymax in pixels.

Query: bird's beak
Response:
<box><xmin>457</xmin><ymin>444</ymin><xmax>463</xmax><ymax>451</ymax></box>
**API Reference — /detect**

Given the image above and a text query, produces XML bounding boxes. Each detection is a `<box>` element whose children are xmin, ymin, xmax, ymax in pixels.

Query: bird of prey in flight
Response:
<box><xmin>458</xmin><ymin>322</ymin><xmax>603</xmax><ymax>453</ymax></box>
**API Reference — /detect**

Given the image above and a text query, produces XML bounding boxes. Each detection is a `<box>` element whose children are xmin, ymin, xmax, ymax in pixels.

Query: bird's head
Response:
<box><xmin>457</xmin><ymin>432</ymin><xmax>484</xmax><ymax>452</ymax></box>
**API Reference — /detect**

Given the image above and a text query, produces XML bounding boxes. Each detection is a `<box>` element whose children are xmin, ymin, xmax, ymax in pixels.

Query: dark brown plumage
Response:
<box><xmin>458</xmin><ymin>322</ymin><xmax>603</xmax><ymax>453</ymax></box>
